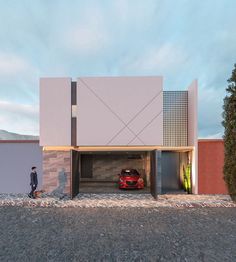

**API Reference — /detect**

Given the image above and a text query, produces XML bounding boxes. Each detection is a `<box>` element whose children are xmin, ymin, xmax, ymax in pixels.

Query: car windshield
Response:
<box><xmin>121</xmin><ymin>169</ymin><xmax>139</xmax><ymax>176</ymax></box>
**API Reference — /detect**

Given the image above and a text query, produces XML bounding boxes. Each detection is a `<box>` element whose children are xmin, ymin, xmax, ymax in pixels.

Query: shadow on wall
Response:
<box><xmin>51</xmin><ymin>168</ymin><xmax>67</xmax><ymax>196</ymax></box>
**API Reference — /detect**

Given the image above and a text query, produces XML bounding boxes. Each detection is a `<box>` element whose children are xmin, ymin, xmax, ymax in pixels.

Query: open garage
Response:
<box><xmin>78</xmin><ymin>151</ymin><xmax>151</xmax><ymax>194</ymax></box>
<box><xmin>70</xmin><ymin>149</ymin><xmax>191</xmax><ymax>198</ymax></box>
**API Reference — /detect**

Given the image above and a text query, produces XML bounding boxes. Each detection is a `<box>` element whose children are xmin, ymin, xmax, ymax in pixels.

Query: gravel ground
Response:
<box><xmin>0</xmin><ymin>206</ymin><xmax>236</xmax><ymax>262</ymax></box>
<box><xmin>0</xmin><ymin>193</ymin><xmax>236</xmax><ymax>208</ymax></box>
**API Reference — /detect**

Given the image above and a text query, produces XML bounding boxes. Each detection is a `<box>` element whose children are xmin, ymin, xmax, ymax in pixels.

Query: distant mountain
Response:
<box><xmin>0</xmin><ymin>130</ymin><xmax>39</xmax><ymax>140</ymax></box>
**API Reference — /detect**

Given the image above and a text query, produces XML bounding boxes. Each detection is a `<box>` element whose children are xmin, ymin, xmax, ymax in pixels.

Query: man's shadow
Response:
<box><xmin>51</xmin><ymin>168</ymin><xmax>67</xmax><ymax>198</ymax></box>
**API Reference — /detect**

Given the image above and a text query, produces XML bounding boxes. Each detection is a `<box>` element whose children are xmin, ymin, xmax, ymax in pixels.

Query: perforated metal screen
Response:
<box><xmin>163</xmin><ymin>91</ymin><xmax>188</xmax><ymax>146</ymax></box>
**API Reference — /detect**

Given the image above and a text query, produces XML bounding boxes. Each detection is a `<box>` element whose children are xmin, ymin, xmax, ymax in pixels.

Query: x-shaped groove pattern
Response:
<box><xmin>79</xmin><ymin>78</ymin><xmax>162</xmax><ymax>146</ymax></box>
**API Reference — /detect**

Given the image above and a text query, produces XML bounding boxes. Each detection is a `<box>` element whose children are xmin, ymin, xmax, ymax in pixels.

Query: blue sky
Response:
<box><xmin>0</xmin><ymin>0</ymin><xmax>235</xmax><ymax>137</ymax></box>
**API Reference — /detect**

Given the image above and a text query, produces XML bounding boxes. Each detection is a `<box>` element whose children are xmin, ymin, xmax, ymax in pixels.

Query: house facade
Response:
<box><xmin>39</xmin><ymin>76</ymin><xmax>198</xmax><ymax>199</ymax></box>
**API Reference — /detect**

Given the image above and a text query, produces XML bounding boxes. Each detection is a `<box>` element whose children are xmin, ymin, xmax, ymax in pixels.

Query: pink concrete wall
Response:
<box><xmin>40</xmin><ymin>78</ymin><xmax>71</xmax><ymax>146</ymax></box>
<box><xmin>188</xmin><ymin>80</ymin><xmax>198</xmax><ymax>193</ymax></box>
<box><xmin>76</xmin><ymin>76</ymin><xmax>163</xmax><ymax>146</ymax></box>
<box><xmin>188</xmin><ymin>80</ymin><xmax>198</xmax><ymax>146</ymax></box>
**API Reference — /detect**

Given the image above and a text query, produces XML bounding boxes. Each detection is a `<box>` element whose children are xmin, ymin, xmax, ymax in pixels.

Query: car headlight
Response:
<box><xmin>138</xmin><ymin>178</ymin><xmax>144</xmax><ymax>183</ymax></box>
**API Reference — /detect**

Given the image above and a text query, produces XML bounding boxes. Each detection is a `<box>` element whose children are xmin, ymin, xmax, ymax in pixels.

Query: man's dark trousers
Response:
<box><xmin>29</xmin><ymin>185</ymin><xmax>37</xmax><ymax>198</ymax></box>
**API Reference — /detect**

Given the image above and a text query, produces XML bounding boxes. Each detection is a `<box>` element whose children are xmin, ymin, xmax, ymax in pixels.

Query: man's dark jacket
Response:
<box><xmin>30</xmin><ymin>172</ymin><xmax>38</xmax><ymax>186</ymax></box>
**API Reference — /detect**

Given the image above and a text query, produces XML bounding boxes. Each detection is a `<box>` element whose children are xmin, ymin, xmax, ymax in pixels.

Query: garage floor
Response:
<box><xmin>79</xmin><ymin>182</ymin><xmax>150</xmax><ymax>194</ymax></box>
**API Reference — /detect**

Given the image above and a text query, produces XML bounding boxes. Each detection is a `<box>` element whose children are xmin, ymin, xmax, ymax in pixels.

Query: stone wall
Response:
<box><xmin>42</xmin><ymin>150</ymin><xmax>71</xmax><ymax>194</ymax></box>
<box><xmin>92</xmin><ymin>153</ymin><xmax>147</xmax><ymax>182</ymax></box>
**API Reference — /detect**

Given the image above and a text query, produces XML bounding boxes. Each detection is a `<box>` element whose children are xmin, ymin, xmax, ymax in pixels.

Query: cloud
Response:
<box><xmin>0</xmin><ymin>52</ymin><xmax>40</xmax><ymax>103</ymax></box>
<box><xmin>122</xmin><ymin>44</ymin><xmax>188</xmax><ymax>73</ymax></box>
<box><xmin>0</xmin><ymin>100</ymin><xmax>38</xmax><ymax>116</ymax></box>
<box><xmin>63</xmin><ymin>7</ymin><xmax>109</xmax><ymax>55</ymax></box>
<box><xmin>199</xmin><ymin>132</ymin><xmax>223</xmax><ymax>139</ymax></box>
<box><xmin>0</xmin><ymin>53</ymin><xmax>33</xmax><ymax>77</ymax></box>
<box><xmin>112</xmin><ymin>0</ymin><xmax>158</xmax><ymax>25</ymax></box>
<box><xmin>0</xmin><ymin>100</ymin><xmax>38</xmax><ymax>135</ymax></box>
<box><xmin>65</xmin><ymin>26</ymin><xmax>108</xmax><ymax>55</ymax></box>
<box><xmin>198</xmin><ymin>83</ymin><xmax>225</xmax><ymax>138</ymax></box>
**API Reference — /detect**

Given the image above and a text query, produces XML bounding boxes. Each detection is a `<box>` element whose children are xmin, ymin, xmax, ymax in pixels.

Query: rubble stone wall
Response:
<box><xmin>42</xmin><ymin>150</ymin><xmax>71</xmax><ymax>194</ymax></box>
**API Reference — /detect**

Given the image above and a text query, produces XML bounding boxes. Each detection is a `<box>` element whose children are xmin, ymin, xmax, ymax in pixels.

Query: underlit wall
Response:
<box><xmin>92</xmin><ymin>154</ymin><xmax>146</xmax><ymax>181</ymax></box>
<box><xmin>76</xmin><ymin>76</ymin><xmax>163</xmax><ymax>146</ymax></box>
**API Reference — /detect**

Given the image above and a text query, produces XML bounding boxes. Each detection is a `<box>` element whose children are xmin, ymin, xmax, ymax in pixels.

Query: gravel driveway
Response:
<box><xmin>0</xmin><ymin>207</ymin><xmax>236</xmax><ymax>262</ymax></box>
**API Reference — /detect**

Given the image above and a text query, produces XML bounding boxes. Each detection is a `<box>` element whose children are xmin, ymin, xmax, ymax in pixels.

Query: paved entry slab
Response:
<box><xmin>79</xmin><ymin>182</ymin><xmax>150</xmax><ymax>194</ymax></box>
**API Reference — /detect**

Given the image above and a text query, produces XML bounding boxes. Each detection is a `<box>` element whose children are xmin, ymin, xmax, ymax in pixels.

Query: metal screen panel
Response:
<box><xmin>163</xmin><ymin>91</ymin><xmax>188</xmax><ymax>146</ymax></box>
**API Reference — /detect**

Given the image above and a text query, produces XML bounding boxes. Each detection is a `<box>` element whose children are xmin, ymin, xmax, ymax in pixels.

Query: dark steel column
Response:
<box><xmin>151</xmin><ymin>150</ymin><xmax>162</xmax><ymax>199</ymax></box>
<box><xmin>70</xmin><ymin>150</ymin><xmax>80</xmax><ymax>199</ymax></box>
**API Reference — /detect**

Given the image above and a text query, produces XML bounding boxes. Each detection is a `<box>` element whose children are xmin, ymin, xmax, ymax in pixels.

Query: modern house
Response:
<box><xmin>0</xmin><ymin>76</ymin><xmax>228</xmax><ymax>197</ymax></box>
<box><xmin>39</xmin><ymin>76</ymin><xmax>198</xmax><ymax>199</ymax></box>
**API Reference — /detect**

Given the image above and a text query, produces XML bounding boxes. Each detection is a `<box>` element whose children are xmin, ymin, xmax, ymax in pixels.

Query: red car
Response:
<box><xmin>118</xmin><ymin>169</ymin><xmax>144</xmax><ymax>189</ymax></box>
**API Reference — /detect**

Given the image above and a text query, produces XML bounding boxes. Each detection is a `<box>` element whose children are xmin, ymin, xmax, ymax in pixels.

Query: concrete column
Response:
<box><xmin>188</xmin><ymin>80</ymin><xmax>198</xmax><ymax>194</ymax></box>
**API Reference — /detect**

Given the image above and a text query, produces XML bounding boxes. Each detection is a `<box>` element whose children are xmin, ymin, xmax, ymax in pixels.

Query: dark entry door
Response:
<box><xmin>71</xmin><ymin>150</ymin><xmax>80</xmax><ymax>199</ymax></box>
<box><xmin>162</xmin><ymin>152</ymin><xmax>180</xmax><ymax>192</ymax></box>
<box><xmin>150</xmin><ymin>150</ymin><xmax>161</xmax><ymax>199</ymax></box>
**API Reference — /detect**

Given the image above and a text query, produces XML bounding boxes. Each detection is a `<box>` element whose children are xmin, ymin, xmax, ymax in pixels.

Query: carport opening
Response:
<box><xmin>79</xmin><ymin>151</ymin><xmax>151</xmax><ymax>194</ymax></box>
<box><xmin>71</xmin><ymin>150</ymin><xmax>193</xmax><ymax>198</ymax></box>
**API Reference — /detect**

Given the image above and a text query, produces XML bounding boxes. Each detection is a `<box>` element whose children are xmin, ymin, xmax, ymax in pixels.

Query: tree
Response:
<box><xmin>222</xmin><ymin>63</ymin><xmax>236</xmax><ymax>201</ymax></box>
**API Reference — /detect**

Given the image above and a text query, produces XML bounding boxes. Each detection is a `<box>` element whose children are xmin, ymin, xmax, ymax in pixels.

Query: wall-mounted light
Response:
<box><xmin>72</xmin><ymin>105</ymin><xmax>77</xmax><ymax>118</ymax></box>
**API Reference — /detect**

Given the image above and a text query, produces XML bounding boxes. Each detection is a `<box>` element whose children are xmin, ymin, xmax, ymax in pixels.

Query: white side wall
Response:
<box><xmin>188</xmin><ymin>80</ymin><xmax>198</xmax><ymax>194</ymax></box>
<box><xmin>76</xmin><ymin>76</ymin><xmax>163</xmax><ymax>146</ymax></box>
<box><xmin>0</xmin><ymin>142</ymin><xmax>42</xmax><ymax>193</ymax></box>
<box><xmin>40</xmin><ymin>78</ymin><xmax>71</xmax><ymax>146</ymax></box>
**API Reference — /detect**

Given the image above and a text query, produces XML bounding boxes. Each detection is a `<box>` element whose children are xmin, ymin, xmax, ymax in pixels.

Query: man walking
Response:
<box><xmin>28</xmin><ymin>166</ymin><xmax>38</xmax><ymax>199</ymax></box>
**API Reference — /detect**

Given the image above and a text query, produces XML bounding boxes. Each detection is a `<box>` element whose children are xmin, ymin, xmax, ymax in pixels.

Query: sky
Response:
<box><xmin>0</xmin><ymin>0</ymin><xmax>235</xmax><ymax>137</ymax></box>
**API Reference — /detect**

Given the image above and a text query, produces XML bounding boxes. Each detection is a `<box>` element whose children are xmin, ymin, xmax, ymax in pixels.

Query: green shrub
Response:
<box><xmin>183</xmin><ymin>164</ymin><xmax>191</xmax><ymax>194</ymax></box>
<box><xmin>222</xmin><ymin>63</ymin><xmax>236</xmax><ymax>201</ymax></box>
